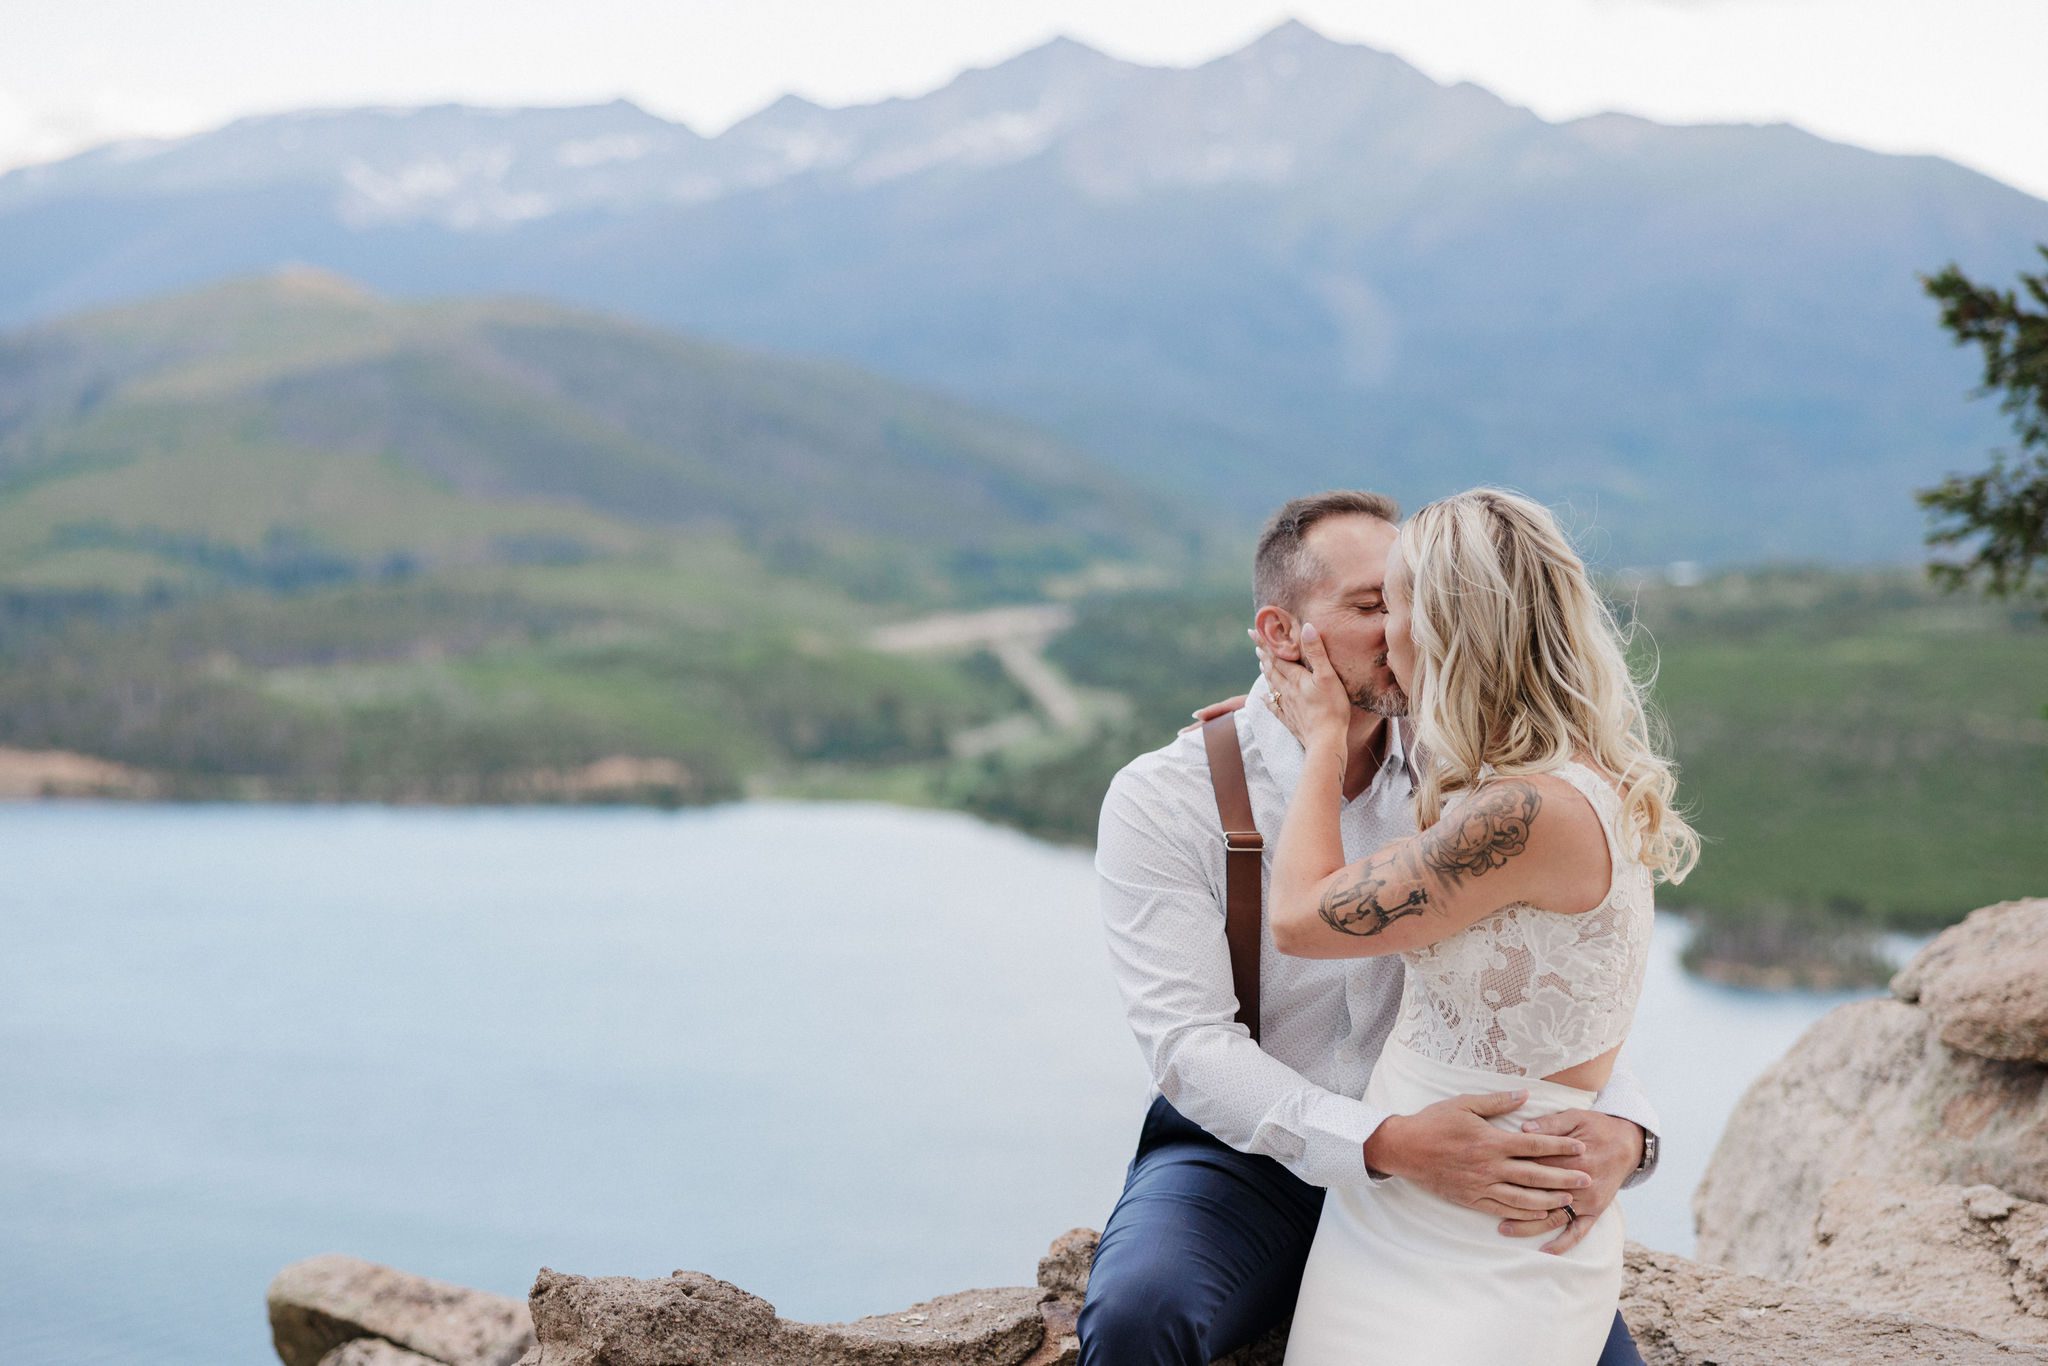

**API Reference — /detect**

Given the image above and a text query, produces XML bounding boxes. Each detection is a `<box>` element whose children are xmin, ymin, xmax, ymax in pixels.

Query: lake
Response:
<box><xmin>1</xmin><ymin>800</ymin><xmax>1889</xmax><ymax>1366</ymax></box>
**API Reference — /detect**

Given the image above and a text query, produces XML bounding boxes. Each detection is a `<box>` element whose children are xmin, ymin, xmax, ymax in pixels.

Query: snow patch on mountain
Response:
<box><xmin>339</xmin><ymin>147</ymin><xmax>554</xmax><ymax>228</ymax></box>
<box><xmin>848</xmin><ymin>108</ymin><xmax>1063</xmax><ymax>186</ymax></box>
<box><xmin>555</xmin><ymin>134</ymin><xmax>653</xmax><ymax>169</ymax></box>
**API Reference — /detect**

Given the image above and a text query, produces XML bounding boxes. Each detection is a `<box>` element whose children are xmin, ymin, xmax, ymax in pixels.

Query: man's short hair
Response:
<box><xmin>1253</xmin><ymin>490</ymin><xmax>1401</xmax><ymax>612</ymax></box>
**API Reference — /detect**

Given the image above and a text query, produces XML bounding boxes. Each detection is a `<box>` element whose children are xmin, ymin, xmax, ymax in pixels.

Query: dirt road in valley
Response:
<box><xmin>869</xmin><ymin>603</ymin><xmax>1089</xmax><ymax>735</ymax></box>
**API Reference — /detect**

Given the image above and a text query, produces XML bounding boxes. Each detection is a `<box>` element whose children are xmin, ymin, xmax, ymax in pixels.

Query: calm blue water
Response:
<box><xmin>1</xmin><ymin>801</ymin><xmax>1884</xmax><ymax>1366</ymax></box>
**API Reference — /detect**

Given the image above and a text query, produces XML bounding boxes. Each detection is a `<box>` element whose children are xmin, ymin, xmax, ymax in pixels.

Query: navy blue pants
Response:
<box><xmin>1077</xmin><ymin>1095</ymin><xmax>1644</xmax><ymax>1366</ymax></box>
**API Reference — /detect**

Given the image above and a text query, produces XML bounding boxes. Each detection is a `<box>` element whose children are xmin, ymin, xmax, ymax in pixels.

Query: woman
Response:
<box><xmin>1256</xmin><ymin>488</ymin><xmax>1698</xmax><ymax>1365</ymax></box>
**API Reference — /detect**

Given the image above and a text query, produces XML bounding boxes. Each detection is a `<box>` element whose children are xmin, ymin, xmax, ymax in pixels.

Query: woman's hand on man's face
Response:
<box><xmin>1257</xmin><ymin>621</ymin><xmax>1353</xmax><ymax>752</ymax></box>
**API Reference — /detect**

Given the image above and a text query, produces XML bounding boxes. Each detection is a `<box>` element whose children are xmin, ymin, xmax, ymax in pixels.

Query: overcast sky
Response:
<box><xmin>5</xmin><ymin>0</ymin><xmax>2043</xmax><ymax>198</ymax></box>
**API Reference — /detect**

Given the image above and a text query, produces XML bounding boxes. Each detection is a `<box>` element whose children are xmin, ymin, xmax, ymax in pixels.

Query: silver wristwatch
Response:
<box><xmin>1635</xmin><ymin>1129</ymin><xmax>1659</xmax><ymax>1175</ymax></box>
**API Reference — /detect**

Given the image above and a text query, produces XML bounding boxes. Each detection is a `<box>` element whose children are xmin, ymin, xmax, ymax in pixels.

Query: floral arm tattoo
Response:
<box><xmin>1315</xmin><ymin>781</ymin><xmax>1543</xmax><ymax>939</ymax></box>
<box><xmin>1424</xmin><ymin>781</ymin><xmax>1542</xmax><ymax>891</ymax></box>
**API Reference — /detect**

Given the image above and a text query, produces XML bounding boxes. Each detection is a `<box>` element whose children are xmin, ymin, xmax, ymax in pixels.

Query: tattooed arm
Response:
<box><xmin>1269</xmin><ymin>750</ymin><xmax>1561</xmax><ymax>959</ymax></box>
<box><xmin>1258</xmin><ymin>620</ymin><xmax>1607</xmax><ymax>959</ymax></box>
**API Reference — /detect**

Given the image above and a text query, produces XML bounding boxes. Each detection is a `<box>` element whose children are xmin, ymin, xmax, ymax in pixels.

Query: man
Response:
<box><xmin>1079</xmin><ymin>491</ymin><xmax>1658</xmax><ymax>1365</ymax></box>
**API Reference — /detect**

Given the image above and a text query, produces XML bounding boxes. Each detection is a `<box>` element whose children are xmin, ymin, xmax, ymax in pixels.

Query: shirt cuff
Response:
<box><xmin>1300</xmin><ymin>1091</ymin><xmax>1395</xmax><ymax>1189</ymax></box>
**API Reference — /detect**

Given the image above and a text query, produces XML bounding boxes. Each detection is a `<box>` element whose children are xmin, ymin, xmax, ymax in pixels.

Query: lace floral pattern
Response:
<box><xmin>1391</xmin><ymin>763</ymin><xmax>1654</xmax><ymax>1078</ymax></box>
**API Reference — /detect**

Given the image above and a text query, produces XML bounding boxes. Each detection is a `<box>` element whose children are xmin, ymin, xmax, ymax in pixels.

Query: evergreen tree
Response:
<box><xmin>1917</xmin><ymin>247</ymin><xmax>2048</xmax><ymax>615</ymax></box>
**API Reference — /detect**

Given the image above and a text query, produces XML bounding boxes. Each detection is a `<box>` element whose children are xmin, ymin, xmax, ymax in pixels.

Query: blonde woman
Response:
<box><xmin>1256</xmin><ymin>488</ymin><xmax>1698</xmax><ymax>1365</ymax></box>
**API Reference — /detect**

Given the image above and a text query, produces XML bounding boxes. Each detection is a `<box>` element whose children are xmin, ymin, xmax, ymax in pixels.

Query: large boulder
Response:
<box><xmin>1620</xmin><ymin>1241</ymin><xmax>2048</xmax><ymax>1364</ymax></box>
<box><xmin>1695</xmin><ymin>904</ymin><xmax>2048</xmax><ymax>1282</ymax></box>
<box><xmin>268</xmin><ymin>1254</ymin><xmax>533</xmax><ymax>1366</ymax></box>
<box><xmin>1798</xmin><ymin>1177</ymin><xmax>2048</xmax><ymax>1347</ymax></box>
<box><xmin>1894</xmin><ymin>898</ymin><xmax>2048</xmax><ymax>1064</ymax></box>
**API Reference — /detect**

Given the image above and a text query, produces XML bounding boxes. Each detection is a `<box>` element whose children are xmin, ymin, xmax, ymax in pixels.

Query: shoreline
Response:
<box><xmin>5</xmin><ymin>776</ymin><xmax>1942</xmax><ymax>991</ymax></box>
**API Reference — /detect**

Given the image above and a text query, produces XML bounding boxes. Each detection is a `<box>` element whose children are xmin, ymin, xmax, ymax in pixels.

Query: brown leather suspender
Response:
<box><xmin>1201</xmin><ymin>715</ymin><xmax>1263</xmax><ymax>1043</ymax></box>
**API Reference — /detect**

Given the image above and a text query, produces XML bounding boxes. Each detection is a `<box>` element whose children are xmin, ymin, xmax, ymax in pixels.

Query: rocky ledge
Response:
<box><xmin>1694</xmin><ymin>896</ymin><xmax>2048</xmax><ymax>1349</ymax></box>
<box><xmin>268</xmin><ymin>1231</ymin><xmax>2048</xmax><ymax>1366</ymax></box>
<box><xmin>269</xmin><ymin>898</ymin><xmax>2048</xmax><ymax>1364</ymax></box>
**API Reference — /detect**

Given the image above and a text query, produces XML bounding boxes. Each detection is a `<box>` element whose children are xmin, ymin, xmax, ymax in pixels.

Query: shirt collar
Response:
<box><xmin>1243</xmin><ymin>673</ymin><xmax>1417</xmax><ymax>800</ymax></box>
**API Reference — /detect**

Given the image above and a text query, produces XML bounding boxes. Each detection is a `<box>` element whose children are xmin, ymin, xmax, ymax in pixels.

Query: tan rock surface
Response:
<box><xmin>287</xmin><ymin>1229</ymin><xmax>2048</xmax><ymax>1366</ymax></box>
<box><xmin>511</xmin><ymin>1235</ymin><xmax>2048</xmax><ymax>1366</ymax></box>
<box><xmin>1034</xmin><ymin>1227</ymin><xmax>1096</xmax><ymax>1303</ymax></box>
<box><xmin>1800</xmin><ymin>1177</ymin><xmax>2048</xmax><ymax>1346</ymax></box>
<box><xmin>1621</xmin><ymin>1241</ymin><xmax>2048</xmax><ymax>1364</ymax></box>
<box><xmin>1894</xmin><ymin>899</ymin><xmax>2048</xmax><ymax>1063</ymax></box>
<box><xmin>268</xmin><ymin>1254</ymin><xmax>533</xmax><ymax>1366</ymax></box>
<box><xmin>1694</xmin><ymin>996</ymin><xmax>2048</xmax><ymax>1281</ymax></box>
<box><xmin>316</xmin><ymin>1342</ymin><xmax>446</xmax><ymax>1366</ymax></box>
<box><xmin>525</xmin><ymin>1265</ymin><xmax>1047</xmax><ymax>1366</ymax></box>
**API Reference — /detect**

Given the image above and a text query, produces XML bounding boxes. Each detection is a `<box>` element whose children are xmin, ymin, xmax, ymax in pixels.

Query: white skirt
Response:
<box><xmin>1281</xmin><ymin>1038</ymin><xmax>1624</xmax><ymax>1366</ymax></box>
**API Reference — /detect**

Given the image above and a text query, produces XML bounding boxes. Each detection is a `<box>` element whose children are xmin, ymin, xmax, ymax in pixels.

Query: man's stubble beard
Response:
<box><xmin>1351</xmin><ymin>651</ymin><xmax>1410</xmax><ymax>719</ymax></box>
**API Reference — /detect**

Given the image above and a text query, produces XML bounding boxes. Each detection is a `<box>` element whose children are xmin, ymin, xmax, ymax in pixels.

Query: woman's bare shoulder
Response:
<box><xmin>1451</xmin><ymin>769</ymin><xmax>1610</xmax><ymax>914</ymax></box>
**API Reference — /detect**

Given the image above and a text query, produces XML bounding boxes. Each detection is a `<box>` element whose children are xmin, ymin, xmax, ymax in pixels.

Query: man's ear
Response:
<box><xmin>1253</xmin><ymin>605</ymin><xmax>1302</xmax><ymax>661</ymax></box>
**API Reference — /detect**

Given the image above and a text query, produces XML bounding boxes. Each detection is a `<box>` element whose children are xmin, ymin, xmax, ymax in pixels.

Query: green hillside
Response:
<box><xmin>0</xmin><ymin>270</ymin><xmax>1194</xmax><ymax>601</ymax></box>
<box><xmin>0</xmin><ymin>273</ymin><xmax>1202</xmax><ymax>802</ymax></box>
<box><xmin>952</xmin><ymin>569</ymin><xmax>2047</xmax><ymax>938</ymax></box>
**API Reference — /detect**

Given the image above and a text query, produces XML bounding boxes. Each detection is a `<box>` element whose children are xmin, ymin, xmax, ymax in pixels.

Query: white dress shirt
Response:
<box><xmin>1095</xmin><ymin>676</ymin><xmax>1662</xmax><ymax>1191</ymax></box>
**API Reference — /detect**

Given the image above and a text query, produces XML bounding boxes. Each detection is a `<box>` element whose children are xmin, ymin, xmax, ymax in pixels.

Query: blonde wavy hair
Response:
<box><xmin>1398</xmin><ymin>488</ymin><xmax>1699</xmax><ymax>884</ymax></box>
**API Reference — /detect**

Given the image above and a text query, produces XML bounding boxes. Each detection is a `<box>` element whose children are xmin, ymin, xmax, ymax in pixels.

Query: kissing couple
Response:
<box><xmin>1079</xmin><ymin>488</ymin><xmax>1698</xmax><ymax>1365</ymax></box>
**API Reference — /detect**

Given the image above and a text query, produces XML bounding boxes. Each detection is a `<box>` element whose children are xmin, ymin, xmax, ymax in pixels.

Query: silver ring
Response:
<box><xmin>1562</xmin><ymin>1204</ymin><xmax>1579</xmax><ymax>1228</ymax></box>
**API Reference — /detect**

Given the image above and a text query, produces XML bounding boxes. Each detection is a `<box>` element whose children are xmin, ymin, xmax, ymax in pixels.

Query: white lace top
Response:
<box><xmin>1390</xmin><ymin>760</ymin><xmax>1654</xmax><ymax>1078</ymax></box>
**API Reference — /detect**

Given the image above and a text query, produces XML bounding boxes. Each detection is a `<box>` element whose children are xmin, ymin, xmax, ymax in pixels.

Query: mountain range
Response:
<box><xmin>3</xmin><ymin>20</ymin><xmax>2047</xmax><ymax>562</ymax></box>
